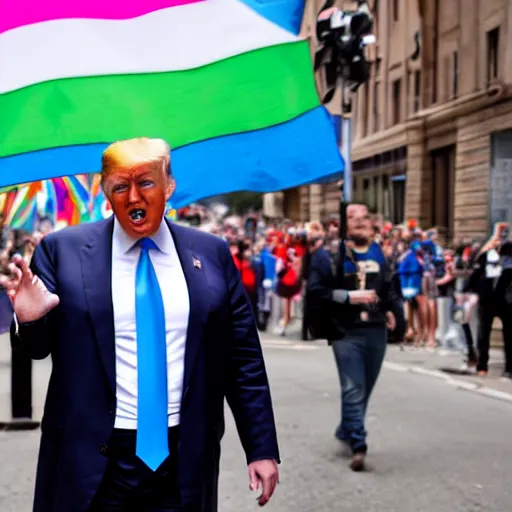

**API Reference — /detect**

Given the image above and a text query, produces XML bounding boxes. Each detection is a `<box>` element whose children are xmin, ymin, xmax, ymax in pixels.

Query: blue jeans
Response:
<box><xmin>332</xmin><ymin>326</ymin><xmax>387</xmax><ymax>454</ymax></box>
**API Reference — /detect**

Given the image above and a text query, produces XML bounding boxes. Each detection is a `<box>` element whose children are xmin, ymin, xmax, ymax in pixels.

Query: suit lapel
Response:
<box><xmin>79</xmin><ymin>217</ymin><xmax>208</xmax><ymax>399</ymax></box>
<box><xmin>80</xmin><ymin>218</ymin><xmax>116</xmax><ymax>396</ymax></box>
<box><xmin>167</xmin><ymin>220</ymin><xmax>209</xmax><ymax>399</ymax></box>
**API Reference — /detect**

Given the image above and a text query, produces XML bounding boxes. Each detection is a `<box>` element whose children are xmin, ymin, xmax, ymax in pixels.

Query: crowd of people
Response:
<box><xmin>1</xmin><ymin>207</ymin><xmax>511</xmax><ymax>380</ymax></box>
<box><xmin>197</xmin><ymin>212</ymin><xmax>512</xmax><ymax>380</ymax></box>
<box><xmin>0</xmin><ymin>215</ymin><xmax>54</xmax><ymax>332</ymax></box>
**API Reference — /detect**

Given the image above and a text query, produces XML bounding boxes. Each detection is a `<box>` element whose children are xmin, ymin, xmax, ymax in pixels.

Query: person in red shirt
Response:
<box><xmin>231</xmin><ymin>241</ymin><xmax>258</xmax><ymax>314</ymax></box>
<box><xmin>292</xmin><ymin>232</ymin><xmax>308</xmax><ymax>259</ymax></box>
<box><xmin>274</xmin><ymin>237</ymin><xmax>302</xmax><ymax>336</ymax></box>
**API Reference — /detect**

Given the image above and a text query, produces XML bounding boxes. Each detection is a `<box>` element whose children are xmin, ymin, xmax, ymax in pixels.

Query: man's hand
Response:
<box><xmin>0</xmin><ymin>254</ymin><xmax>59</xmax><ymax>323</ymax></box>
<box><xmin>348</xmin><ymin>289</ymin><xmax>378</xmax><ymax>305</ymax></box>
<box><xmin>385</xmin><ymin>311</ymin><xmax>396</xmax><ymax>331</ymax></box>
<box><xmin>318</xmin><ymin>7</ymin><xmax>338</xmax><ymax>20</ymax></box>
<box><xmin>248</xmin><ymin>459</ymin><xmax>279</xmax><ymax>507</ymax></box>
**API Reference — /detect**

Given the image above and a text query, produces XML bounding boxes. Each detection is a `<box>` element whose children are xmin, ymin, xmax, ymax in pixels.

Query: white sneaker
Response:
<box><xmin>459</xmin><ymin>362</ymin><xmax>477</xmax><ymax>374</ymax></box>
<box><xmin>273</xmin><ymin>325</ymin><xmax>286</xmax><ymax>336</ymax></box>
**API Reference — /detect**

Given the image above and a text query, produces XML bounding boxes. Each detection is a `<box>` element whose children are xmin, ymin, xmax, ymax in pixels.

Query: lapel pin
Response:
<box><xmin>192</xmin><ymin>257</ymin><xmax>202</xmax><ymax>270</ymax></box>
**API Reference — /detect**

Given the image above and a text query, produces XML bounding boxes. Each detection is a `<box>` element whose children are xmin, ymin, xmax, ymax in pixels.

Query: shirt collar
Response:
<box><xmin>113</xmin><ymin>217</ymin><xmax>174</xmax><ymax>255</ymax></box>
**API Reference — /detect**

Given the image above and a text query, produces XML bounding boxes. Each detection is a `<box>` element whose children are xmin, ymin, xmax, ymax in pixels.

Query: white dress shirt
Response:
<box><xmin>111</xmin><ymin>218</ymin><xmax>190</xmax><ymax>429</ymax></box>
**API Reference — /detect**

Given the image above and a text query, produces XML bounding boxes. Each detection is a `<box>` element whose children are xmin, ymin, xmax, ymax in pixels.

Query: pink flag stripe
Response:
<box><xmin>0</xmin><ymin>0</ymin><xmax>204</xmax><ymax>34</ymax></box>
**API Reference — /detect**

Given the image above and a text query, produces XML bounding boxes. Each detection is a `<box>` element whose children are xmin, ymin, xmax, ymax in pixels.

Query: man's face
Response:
<box><xmin>307</xmin><ymin>223</ymin><xmax>325</xmax><ymax>249</ymax></box>
<box><xmin>103</xmin><ymin>163</ymin><xmax>174</xmax><ymax>238</ymax></box>
<box><xmin>308</xmin><ymin>228</ymin><xmax>324</xmax><ymax>243</ymax></box>
<box><xmin>327</xmin><ymin>224</ymin><xmax>339</xmax><ymax>241</ymax></box>
<box><xmin>346</xmin><ymin>204</ymin><xmax>372</xmax><ymax>245</ymax></box>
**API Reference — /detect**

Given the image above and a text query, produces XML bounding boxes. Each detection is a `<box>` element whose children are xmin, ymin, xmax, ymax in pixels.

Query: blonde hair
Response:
<box><xmin>101</xmin><ymin>137</ymin><xmax>171</xmax><ymax>182</ymax></box>
<box><xmin>305</xmin><ymin>221</ymin><xmax>323</xmax><ymax>234</ymax></box>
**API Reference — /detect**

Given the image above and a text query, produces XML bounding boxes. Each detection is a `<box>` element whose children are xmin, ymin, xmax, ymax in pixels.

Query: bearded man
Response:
<box><xmin>2</xmin><ymin>138</ymin><xmax>279</xmax><ymax>512</ymax></box>
<box><xmin>305</xmin><ymin>206</ymin><xmax>396</xmax><ymax>471</ymax></box>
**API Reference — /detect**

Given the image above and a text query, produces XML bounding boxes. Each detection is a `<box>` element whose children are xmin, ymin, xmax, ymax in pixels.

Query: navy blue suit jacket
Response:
<box><xmin>11</xmin><ymin>218</ymin><xmax>279</xmax><ymax>512</ymax></box>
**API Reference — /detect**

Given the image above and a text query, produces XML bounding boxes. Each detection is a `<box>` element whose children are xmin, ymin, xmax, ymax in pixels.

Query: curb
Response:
<box><xmin>263</xmin><ymin>343</ymin><xmax>319</xmax><ymax>351</ymax></box>
<box><xmin>260</xmin><ymin>337</ymin><xmax>323</xmax><ymax>351</ymax></box>
<box><xmin>383</xmin><ymin>361</ymin><xmax>512</xmax><ymax>404</ymax></box>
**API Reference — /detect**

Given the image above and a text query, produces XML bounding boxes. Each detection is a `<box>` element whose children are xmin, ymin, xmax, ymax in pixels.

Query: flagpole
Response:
<box><xmin>336</xmin><ymin>83</ymin><xmax>352</xmax><ymax>287</ymax></box>
<box><xmin>340</xmin><ymin>84</ymin><xmax>353</xmax><ymax>204</ymax></box>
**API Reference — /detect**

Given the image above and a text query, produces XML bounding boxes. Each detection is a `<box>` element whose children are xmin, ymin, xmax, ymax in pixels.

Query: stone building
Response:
<box><xmin>264</xmin><ymin>0</ymin><xmax>512</xmax><ymax>242</ymax></box>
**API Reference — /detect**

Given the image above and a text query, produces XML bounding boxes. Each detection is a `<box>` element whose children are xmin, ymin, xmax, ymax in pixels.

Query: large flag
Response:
<box><xmin>1</xmin><ymin>175</ymin><xmax>91</xmax><ymax>230</ymax></box>
<box><xmin>0</xmin><ymin>0</ymin><xmax>343</xmax><ymax>207</ymax></box>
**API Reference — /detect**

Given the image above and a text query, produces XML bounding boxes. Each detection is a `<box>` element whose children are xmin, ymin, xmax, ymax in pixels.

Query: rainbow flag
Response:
<box><xmin>0</xmin><ymin>0</ymin><xmax>343</xmax><ymax>205</ymax></box>
<box><xmin>0</xmin><ymin>175</ymin><xmax>91</xmax><ymax>229</ymax></box>
<box><xmin>5</xmin><ymin>182</ymin><xmax>42</xmax><ymax>230</ymax></box>
<box><xmin>89</xmin><ymin>174</ymin><xmax>113</xmax><ymax>220</ymax></box>
<box><xmin>55</xmin><ymin>176</ymin><xmax>92</xmax><ymax>225</ymax></box>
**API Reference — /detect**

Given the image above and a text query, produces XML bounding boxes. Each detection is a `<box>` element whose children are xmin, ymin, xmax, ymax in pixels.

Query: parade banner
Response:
<box><xmin>0</xmin><ymin>0</ymin><xmax>343</xmax><ymax>206</ymax></box>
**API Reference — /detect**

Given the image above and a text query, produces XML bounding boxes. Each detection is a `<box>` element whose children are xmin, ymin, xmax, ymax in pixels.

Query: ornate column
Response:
<box><xmin>308</xmin><ymin>184</ymin><xmax>324</xmax><ymax>221</ymax></box>
<box><xmin>404</xmin><ymin>119</ymin><xmax>431</xmax><ymax>227</ymax></box>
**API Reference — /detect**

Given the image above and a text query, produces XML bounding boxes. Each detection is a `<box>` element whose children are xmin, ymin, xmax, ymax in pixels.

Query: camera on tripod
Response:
<box><xmin>315</xmin><ymin>0</ymin><xmax>375</xmax><ymax>103</ymax></box>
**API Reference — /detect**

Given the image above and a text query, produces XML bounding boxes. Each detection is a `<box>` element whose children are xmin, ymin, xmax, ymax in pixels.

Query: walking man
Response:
<box><xmin>3</xmin><ymin>137</ymin><xmax>280</xmax><ymax>512</ymax></box>
<box><xmin>306</xmin><ymin>205</ymin><xmax>396</xmax><ymax>471</ymax></box>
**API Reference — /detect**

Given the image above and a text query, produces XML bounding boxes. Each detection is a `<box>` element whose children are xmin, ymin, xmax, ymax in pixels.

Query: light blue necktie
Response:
<box><xmin>135</xmin><ymin>238</ymin><xmax>169</xmax><ymax>471</ymax></box>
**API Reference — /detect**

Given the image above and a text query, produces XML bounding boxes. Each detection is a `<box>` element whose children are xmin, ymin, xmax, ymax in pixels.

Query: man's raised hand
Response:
<box><xmin>0</xmin><ymin>254</ymin><xmax>59</xmax><ymax>323</ymax></box>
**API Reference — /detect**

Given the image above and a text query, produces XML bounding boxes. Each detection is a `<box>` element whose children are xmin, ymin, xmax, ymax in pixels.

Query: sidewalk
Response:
<box><xmin>0</xmin><ymin>319</ymin><xmax>510</xmax><ymax>427</ymax></box>
<box><xmin>264</xmin><ymin>319</ymin><xmax>512</xmax><ymax>402</ymax></box>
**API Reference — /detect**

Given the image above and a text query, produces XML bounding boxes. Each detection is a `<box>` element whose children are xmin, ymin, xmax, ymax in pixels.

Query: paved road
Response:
<box><xmin>0</xmin><ymin>334</ymin><xmax>511</xmax><ymax>511</ymax></box>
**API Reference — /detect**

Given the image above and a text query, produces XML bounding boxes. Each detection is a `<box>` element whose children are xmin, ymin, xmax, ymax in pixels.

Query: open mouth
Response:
<box><xmin>129</xmin><ymin>208</ymin><xmax>146</xmax><ymax>222</ymax></box>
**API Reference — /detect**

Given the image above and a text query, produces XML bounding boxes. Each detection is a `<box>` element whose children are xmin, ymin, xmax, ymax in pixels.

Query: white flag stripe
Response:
<box><xmin>0</xmin><ymin>0</ymin><xmax>299</xmax><ymax>94</ymax></box>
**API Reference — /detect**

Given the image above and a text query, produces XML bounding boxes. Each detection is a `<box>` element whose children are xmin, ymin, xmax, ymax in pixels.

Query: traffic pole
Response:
<box><xmin>336</xmin><ymin>84</ymin><xmax>353</xmax><ymax>286</ymax></box>
<box><xmin>340</xmin><ymin>85</ymin><xmax>353</xmax><ymax>205</ymax></box>
<box><xmin>0</xmin><ymin>347</ymin><xmax>40</xmax><ymax>431</ymax></box>
<box><xmin>0</xmin><ymin>295</ymin><xmax>40</xmax><ymax>431</ymax></box>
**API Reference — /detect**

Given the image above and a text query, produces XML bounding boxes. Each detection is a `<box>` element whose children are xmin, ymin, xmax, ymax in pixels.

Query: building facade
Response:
<box><xmin>264</xmin><ymin>0</ymin><xmax>512</xmax><ymax>242</ymax></box>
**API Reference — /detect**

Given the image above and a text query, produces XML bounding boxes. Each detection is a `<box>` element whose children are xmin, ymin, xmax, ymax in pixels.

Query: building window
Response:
<box><xmin>373</xmin><ymin>60</ymin><xmax>381</xmax><ymax>133</ymax></box>
<box><xmin>487</xmin><ymin>27</ymin><xmax>500</xmax><ymax>83</ymax></box>
<box><xmin>373</xmin><ymin>82</ymin><xmax>380</xmax><ymax>132</ymax></box>
<box><xmin>382</xmin><ymin>174</ymin><xmax>390</xmax><ymax>219</ymax></box>
<box><xmin>443</xmin><ymin>55</ymin><xmax>451</xmax><ymax>102</ymax></box>
<box><xmin>373</xmin><ymin>176</ymin><xmax>380</xmax><ymax>212</ymax></box>
<box><xmin>361</xmin><ymin>82</ymin><xmax>369</xmax><ymax>137</ymax></box>
<box><xmin>392</xmin><ymin>79</ymin><xmax>402</xmax><ymax>125</ymax></box>
<box><xmin>354</xmin><ymin>177</ymin><xmax>363</xmax><ymax>203</ymax></box>
<box><xmin>392</xmin><ymin>0</ymin><xmax>399</xmax><ymax>22</ymax></box>
<box><xmin>413</xmin><ymin>70</ymin><xmax>421</xmax><ymax>112</ymax></box>
<box><xmin>431</xmin><ymin>146</ymin><xmax>455</xmax><ymax>238</ymax></box>
<box><xmin>392</xmin><ymin>178</ymin><xmax>405</xmax><ymax>224</ymax></box>
<box><xmin>363</xmin><ymin>179</ymin><xmax>371</xmax><ymax>208</ymax></box>
<box><xmin>452</xmin><ymin>51</ymin><xmax>459</xmax><ymax>98</ymax></box>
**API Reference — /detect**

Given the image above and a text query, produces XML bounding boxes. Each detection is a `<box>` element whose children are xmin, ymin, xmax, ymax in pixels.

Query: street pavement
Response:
<box><xmin>0</xmin><ymin>332</ymin><xmax>511</xmax><ymax>511</ymax></box>
<box><xmin>278</xmin><ymin>319</ymin><xmax>512</xmax><ymax>398</ymax></box>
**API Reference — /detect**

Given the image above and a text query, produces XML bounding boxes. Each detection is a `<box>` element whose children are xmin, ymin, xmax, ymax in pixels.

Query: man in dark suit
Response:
<box><xmin>2</xmin><ymin>138</ymin><xmax>280</xmax><ymax>512</ymax></box>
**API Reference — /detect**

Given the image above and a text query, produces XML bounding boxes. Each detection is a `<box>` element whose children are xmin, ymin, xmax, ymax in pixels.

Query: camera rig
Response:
<box><xmin>313</xmin><ymin>1</ymin><xmax>376</xmax><ymax>288</ymax></box>
<box><xmin>314</xmin><ymin>0</ymin><xmax>375</xmax><ymax>104</ymax></box>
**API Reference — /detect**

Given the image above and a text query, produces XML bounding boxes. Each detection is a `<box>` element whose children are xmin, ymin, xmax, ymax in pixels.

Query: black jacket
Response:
<box><xmin>305</xmin><ymin>246</ymin><xmax>397</xmax><ymax>342</ymax></box>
